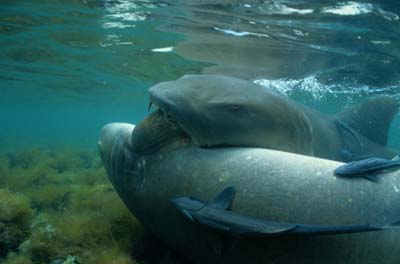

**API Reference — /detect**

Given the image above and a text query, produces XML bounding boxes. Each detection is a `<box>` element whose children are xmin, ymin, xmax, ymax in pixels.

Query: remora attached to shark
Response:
<box><xmin>171</xmin><ymin>186</ymin><xmax>400</xmax><ymax>236</ymax></box>
<box><xmin>135</xmin><ymin>74</ymin><xmax>398</xmax><ymax>161</ymax></box>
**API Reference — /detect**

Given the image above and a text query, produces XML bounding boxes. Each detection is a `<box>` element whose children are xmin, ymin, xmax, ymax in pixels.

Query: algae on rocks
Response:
<box><xmin>0</xmin><ymin>189</ymin><xmax>33</xmax><ymax>258</ymax></box>
<box><xmin>0</xmin><ymin>148</ymin><xmax>185</xmax><ymax>264</ymax></box>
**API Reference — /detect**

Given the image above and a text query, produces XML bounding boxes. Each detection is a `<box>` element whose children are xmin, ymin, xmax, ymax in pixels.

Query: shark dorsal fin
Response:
<box><xmin>336</xmin><ymin>97</ymin><xmax>399</xmax><ymax>146</ymax></box>
<box><xmin>209</xmin><ymin>186</ymin><xmax>236</xmax><ymax>210</ymax></box>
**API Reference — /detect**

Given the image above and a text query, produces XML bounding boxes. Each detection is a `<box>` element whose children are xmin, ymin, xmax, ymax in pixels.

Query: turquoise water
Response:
<box><xmin>0</xmin><ymin>0</ymin><xmax>205</xmax><ymax>150</ymax></box>
<box><xmin>1</xmin><ymin>1</ymin><xmax>400</xmax><ymax>263</ymax></box>
<box><xmin>1</xmin><ymin>0</ymin><xmax>400</xmax><ymax>150</ymax></box>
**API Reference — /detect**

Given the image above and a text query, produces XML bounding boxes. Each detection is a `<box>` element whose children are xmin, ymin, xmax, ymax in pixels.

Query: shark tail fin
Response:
<box><xmin>336</xmin><ymin>97</ymin><xmax>399</xmax><ymax>146</ymax></box>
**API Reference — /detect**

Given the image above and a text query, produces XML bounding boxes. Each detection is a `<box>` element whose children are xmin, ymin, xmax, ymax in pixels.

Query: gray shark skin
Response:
<box><xmin>142</xmin><ymin>74</ymin><xmax>398</xmax><ymax>161</ymax></box>
<box><xmin>99</xmin><ymin>123</ymin><xmax>400</xmax><ymax>264</ymax></box>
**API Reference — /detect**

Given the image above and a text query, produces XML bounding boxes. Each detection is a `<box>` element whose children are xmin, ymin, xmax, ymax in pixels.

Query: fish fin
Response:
<box><xmin>290</xmin><ymin>224</ymin><xmax>383</xmax><ymax>235</ymax></box>
<box><xmin>334</xmin><ymin>157</ymin><xmax>380</xmax><ymax>175</ymax></box>
<box><xmin>175</xmin><ymin>188</ymin><xmax>397</xmax><ymax>237</ymax></box>
<box><xmin>363</xmin><ymin>174</ymin><xmax>381</xmax><ymax>183</ymax></box>
<box><xmin>253</xmin><ymin>221</ymin><xmax>393</xmax><ymax>236</ymax></box>
<box><xmin>209</xmin><ymin>186</ymin><xmax>236</xmax><ymax>210</ymax></box>
<box><xmin>195</xmin><ymin>213</ymin><xmax>388</xmax><ymax>236</ymax></box>
<box><xmin>181</xmin><ymin>209</ymin><xmax>195</xmax><ymax>222</ymax></box>
<box><xmin>334</xmin><ymin>162</ymin><xmax>382</xmax><ymax>183</ymax></box>
<box><xmin>197</xmin><ymin>214</ymin><xmax>295</xmax><ymax>235</ymax></box>
<box><xmin>256</xmin><ymin>224</ymin><xmax>296</xmax><ymax>235</ymax></box>
<box><xmin>336</xmin><ymin>97</ymin><xmax>399</xmax><ymax>146</ymax></box>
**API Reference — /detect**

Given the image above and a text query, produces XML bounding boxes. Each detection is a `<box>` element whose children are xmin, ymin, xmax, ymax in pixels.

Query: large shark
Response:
<box><xmin>98</xmin><ymin>122</ymin><xmax>400</xmax><ymax>264</ymax></box>
<box><xmin>133</xmin><ymin>74</ymin><xmax>398</xmax><ymax>162</ymax></box>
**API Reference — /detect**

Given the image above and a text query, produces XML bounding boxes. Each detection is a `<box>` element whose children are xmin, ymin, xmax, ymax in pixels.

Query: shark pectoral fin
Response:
<box><xmin>336</xmin><ymin>97</ymin><xmax>399</xmax><ymax>146</ymax></box>
<box><xmin>209</xmin><ymin>186</ymin><xmax>236</xmax><ymax>210</ymax></box>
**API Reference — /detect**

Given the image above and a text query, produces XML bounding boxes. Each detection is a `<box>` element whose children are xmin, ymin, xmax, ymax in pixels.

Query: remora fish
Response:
<box><xmin>335</xmin><ymin>155</ymin><xmax>400</xmax><ymax>182</ymax></box>
<box><xmin>172</xmin><ymin>186</ymin><xmax>400</xmax><ymax>236</ymax></box>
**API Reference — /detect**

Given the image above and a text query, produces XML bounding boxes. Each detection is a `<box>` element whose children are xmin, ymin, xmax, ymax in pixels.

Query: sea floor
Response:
<box><xmin>0</xmin><ymin>148</ymin><xmax>186</xmax><ymax>264</ymax></box>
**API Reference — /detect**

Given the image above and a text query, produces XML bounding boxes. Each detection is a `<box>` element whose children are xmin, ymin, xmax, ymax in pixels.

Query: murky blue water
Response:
<box><xmin>1</xmin><ymin>0</ymin><xmax>400</xmax><ymax>150</ymax></box>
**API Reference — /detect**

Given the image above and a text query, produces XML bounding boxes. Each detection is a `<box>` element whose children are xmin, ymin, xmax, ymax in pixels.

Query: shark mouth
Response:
<box><xmin>130</xmin><ymin>98</ymin><xmax>193</xmax><ymax>155</ymax></box>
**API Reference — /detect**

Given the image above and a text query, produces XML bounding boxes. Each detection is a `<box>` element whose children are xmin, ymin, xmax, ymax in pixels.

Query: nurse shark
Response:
<box><xmin>99</xmin><ymin>122</ymin><xmax>400</xmax><ymax>264</ymax></box>
<box><xmin>133</xmin><ymin>74</ymin><xmax>398</xmax><ymax>162</ymax></box>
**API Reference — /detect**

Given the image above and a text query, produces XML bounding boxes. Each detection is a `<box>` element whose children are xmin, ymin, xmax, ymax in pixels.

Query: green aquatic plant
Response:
<box><xmin>3</xmin><ymin>252</ymin><xmax>33</xmax><ymax>264</ymax></box>
<box><xmin>45</xmin><ymin>149</ymin><xmax>96</xmax><ymax>173</ymax></box>
<box><xmin>71</xmin><ymin>166</ymin><xmax>108</xmax><ymax>186</ymax></box>
<box><xmin>27</xmin><ymin>185</ymin><xmax>70</xmax><ymax>211</ymax></box>
<box><xmin>0</xmin><ymin>148</ymin><xmax>184</xmax><ymax>264</ymax></box>
<box><xmin>8</xmin><ymin>160</ymin><xmax>60</xmax><ymax>190</ymax></box>
<box><xmin>0</xmin><ymin>155</ymin><xmax>10</xmax><ymax>186</ymax></box>
<box><xmin>0</xmin><ymin>189</ymin><xmax>33</xmax><ymax>258</ymax></box>
<box><xmin>85</xmin><ymin>246</ymin><xmax>136</xmax><ymax>264</ymax></box>
<box><xmin>19</xmin><ymin>193</ymin><xmax>144</xmax><ymax>263</ymax></box>
<box><xmin>5</xmin><ymin>149</ymin><xmax>47</xmax><ymax>169</ymax></box>
<box><xmin>24</xmin><ymin>213</ymin><xmax>64</xmax><ymax>262</ymax></box>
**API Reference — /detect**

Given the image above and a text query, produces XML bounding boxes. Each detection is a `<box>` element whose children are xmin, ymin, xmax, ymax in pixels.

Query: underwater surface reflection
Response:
<box><xmin>1</xmin><ymin>0</ymin><xmax>400</xmax><ymax>150</ymax></box>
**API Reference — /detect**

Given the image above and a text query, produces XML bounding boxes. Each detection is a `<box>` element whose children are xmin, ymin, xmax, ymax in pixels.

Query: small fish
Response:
<box><xmin>334</xmin><ymin>155</ymin><xmax>400</xmax><ymax>182</ymax></box>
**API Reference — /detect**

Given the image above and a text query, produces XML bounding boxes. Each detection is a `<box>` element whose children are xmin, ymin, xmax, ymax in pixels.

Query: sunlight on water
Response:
<box><xmin>322</xmin><ymin>1</ymin><xmax>399</xmax><ymax>21</ymax></box>
<box><xmin>102</xmin><ymin>0</ymin><xmax>149</xmax><ymax>29</ymax></box>
<box><xmin>322</xmin><ymin>2</ymin><xmax>374</xmax><ymax>16</ymax></box>
<box><xmin>214</xmin><ymin>26</ymin><xmax>271</xmax><ymax>38</ymax></box>
<box><xmin>254</xmin><ymin>76</ymin><xmax>400</xmax><ymax>102</ymax></box>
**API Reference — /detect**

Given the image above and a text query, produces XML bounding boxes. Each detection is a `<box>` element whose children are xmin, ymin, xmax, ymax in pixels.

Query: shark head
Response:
<box><xmin>131</xmin><ymin>74</ymin><xmax>312</xmax><ymax>155</ymax></box>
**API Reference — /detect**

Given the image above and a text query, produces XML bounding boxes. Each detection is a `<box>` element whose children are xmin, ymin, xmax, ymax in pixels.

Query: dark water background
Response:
<box><xmin>1</xmin><ymin>0</ymin><xmax>400</xmax><ymax>151</ymax></box>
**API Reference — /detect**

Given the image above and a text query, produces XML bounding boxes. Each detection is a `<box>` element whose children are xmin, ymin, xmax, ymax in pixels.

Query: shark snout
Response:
<box><xmin>98</xmin><ymin>123</ymin><xmax>135</xmax><ymax>162</ymax></box>
<box><xmin>98</xmin><ymin>123</ymin><xmax>136</xmax><ymax>188</ymax></box>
